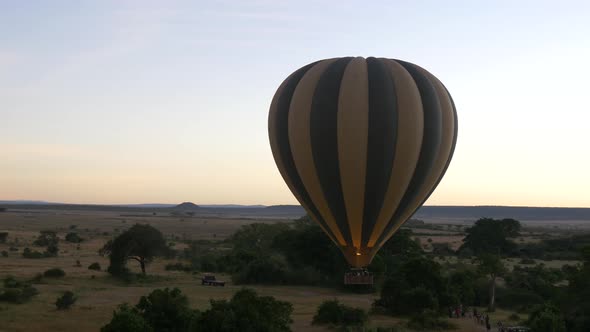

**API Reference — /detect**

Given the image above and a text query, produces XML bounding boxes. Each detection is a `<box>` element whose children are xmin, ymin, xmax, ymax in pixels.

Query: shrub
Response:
<box><xmin>88</xmin><ymin>262</ymin><xmax>101</xmax><ymax>271</ymax></box>
<box><xmin>0</xmin><ymin>232</ymin><xmax>8</xmax><ymax>243</ymax></box>
<box><xmin>407</xmin><ymin>310</ymin><xmax>456</xmax><ymax>331</ymax></box>
<box><xmin>55</xmin><ymin>291</ymin><xmax>76</xmax><ymax>310</ymax></box>
<box><xmin>45</xmin><ymin>244</ymin><xmax>59</xmax><ymax>257</ymax></box>
<box><xmin>8</xmin><ymin>246</ymin><xmax>18</xmax><ymax>252</ymax></box>
<box><xmin>0</xmin><ymin>277</ymin><xmax>38</xmax><ymax>303</ymax></box>
<box><xmin>65</xmin><ymin>232</ymin><xmax>83</xmax><ymax>243</ymax></box>
<box><xmin>22</xmin><ymin>247</ymin><xmax>44</xmax><ymax>259</ymax></box>
<box><xmin>1</xmin><ymin>251</ymin><xmax>7</xmax><ymax>257</ymax></box>
<box><xmin>101</xmin><ymin>304</ymin><xmax>153</xmax><ymax>332</ymax></box>
<box><xmin>313</xmin><ymin>299</ymin><xmax>369</xmax><ymax>327</ymax></box>
<box><xmin>33</xmin><ymin>230</ymin><xmax>58</xmax><ymax>247</ymax></box>
<box><xmin>44</xmin><ymin>268</ymin><xmax>66</xmax><ymax>278</ymax></box>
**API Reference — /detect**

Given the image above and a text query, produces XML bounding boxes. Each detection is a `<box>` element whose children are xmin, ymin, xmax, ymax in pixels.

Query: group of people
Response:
<box><xmin>447</xmin><ymin>305</ymin><xmax>491</xmax><ymax>331</ymax></box>
<box><xmin>447</xmin><ymin>305</ymin><xmax>529</xmax><ymax>331</ymax></box>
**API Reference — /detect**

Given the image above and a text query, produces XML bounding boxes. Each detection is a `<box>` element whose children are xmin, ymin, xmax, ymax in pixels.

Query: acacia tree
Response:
<box><xmin>460</xmin><ymin>218</ymin><xmax>521</xmax><ymax>255</ymax></box>
<box><xmin>477</xmin><ymin>254</ymin><xmax>507</xmax><ymax>312</ymax></box>
<box><xmin>100</xmin><ymin>224</ymin><xmax>167</xmax><ymax>275</ymax></box>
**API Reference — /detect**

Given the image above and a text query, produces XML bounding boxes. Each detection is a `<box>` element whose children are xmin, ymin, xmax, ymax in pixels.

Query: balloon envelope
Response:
<box><xmin>268</xmin><ymin>57</ymin><xmax>457</xmax><ymax>268</ymax></box>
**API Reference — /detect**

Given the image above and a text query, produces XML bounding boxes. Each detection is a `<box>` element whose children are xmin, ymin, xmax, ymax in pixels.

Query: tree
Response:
<box><xmin>460</xmin><ymin>218</ymin><xmax>521</xmax><ymax>255</ymax></box>
<box><xmin>312</xmin><ymin>299</ymin><xmax>368</xmax><ymax>327</ymax></box>
<box><xmin>100</xmin><ymin>224</ymin><xmax>167</xmax><ymax>275</ymax></box>
<box><xmin>562</xmin><ymin>246</ymin><xmax>590</xmax><ymax>331</ymax></box>
<box><xmin>527</xmin><ymin>303</ymin><xmax>566</xmax><ymax>332</ymax></box>
<box><xmin>101</xmin><ymin>304</ymin><xmax>154</xmax><ymax>332</ymax></box>
<box><xmin>136</xmin><ymin>288</ymin><xmax>199</xmax><ymax>332</ymax></box>
<box><xmin>198</xmin><ymin>288</ymin><xmax>293</xmax><ymax>332</ymax></box>
<box><xmin>376</xmin><ymin>256</ymin><xmax>448</xmax><ymax>315</ymax></box>
<box><xmin>33</xmin><ymin>230</ymin><xmax>58</xmax><ymax>247</ymax></box>
<box><xmin>55</xmin><ymin>291</ymin><xmax>77</xmax><ymax>310</ymax></box>
<box><xmin>232</xmin><ymin>223</ymin><xmax>290</xmax><ymax>254</ymax></box>
<box><xmin>477</xmin><ymin>254</ymin><xmax>507</xmax><ymax>312</ymax></box>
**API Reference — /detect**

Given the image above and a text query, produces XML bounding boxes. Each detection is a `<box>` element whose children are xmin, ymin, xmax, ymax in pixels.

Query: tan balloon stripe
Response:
<box><xmin>366</xmin><ymin>59</ymin><xmax>424</xmax><ymax>247</ymax></box>
<box><xmin>375</xmin><ymin>66</ymin><xmax>456</xmax><ymax>249</ymax></box>
<box><xmin>268</xmin><ymin>62</ymin><xmax>340</xmax><ymax>245</ymax></box>
<box><xmin>288</xmin><ymin>58</ymin><xmax>346</xmax><ymax>245</ymax></box>
<box><xmin>337</xmin><ymin>57</ymin><xmax>369</xmax><ymax>249</ymax></box>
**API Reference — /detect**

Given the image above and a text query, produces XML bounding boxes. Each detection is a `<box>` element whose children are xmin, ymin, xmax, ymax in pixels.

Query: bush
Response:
<box><xmin>33</xmin><ymin>230</ymin><xmax>58</xmax><ymax>247</ymax></box>
<box><xmin>3</xmin><ymin>276</ymin><xmax>21</xmax><ymax>288</ymax></box>
<box><xmin>1</xmin><ymin>251</ymin><xmax>7</xmax><ymax>257</ymax></box>
<box><xmin>45</xmin><ymin>244</ymin><xmax>59</xmax><ymax>256</ymax></box>
<box><xmin>0</xmin><ymin>277</ymin><xmax>38</xmax><ymax>303</ymax></box>
<box><xmin>407</xmin><ymin>310</ymin><xmax>457</xmax><ymax>331</ymax></box>
<box><xmin>22</xmin><ymin>247</ymin><xmax>44</xmax><ymax>259</ymax></box>
<box><xmin>0</xmin><ymin>232</ymin><xmax>8</xmax><ymax>243</ymax></box>
<box><xmin>55</xmin><ymin>291</ymin><xmax>76</xmax><ymax>310</ymax></box>
<box><xmin>44</xmin><ymin>268</ymin><xmax>66</xmax><ymax>278</ymax></box>
<box><xmin>65</xmin><ymin>232</ymin><xmax>83</xmax><ymax>243</ymax></box>
<box><xmin>88</xmin><ymin>262</ymin><xmax>101</xmax><ymax>271</ymax></box>
<box><xmin>8</xmin><ymin>246</ymin><xmax>18</xmax><ymax>252</ymax></box>
<box><xmin>101</xmin><ymin>304</ymin><xmax>154</xmax><ymax>332</ymax></box>
<box><xmin>313</xmin><ymin>299</ymin><xmax>368</xmax><ymax>327</ymax></box>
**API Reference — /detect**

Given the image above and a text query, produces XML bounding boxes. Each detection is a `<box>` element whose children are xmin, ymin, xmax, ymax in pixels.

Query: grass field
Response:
<box><xmin>0</xmin><ymin>209</ymin><xmax>405</xmax><ymax>331</ymax></box>
<box><xmin>0</xmin><ymin>208</ymin><xmax>573</xmax><ymax>331</ymax></box>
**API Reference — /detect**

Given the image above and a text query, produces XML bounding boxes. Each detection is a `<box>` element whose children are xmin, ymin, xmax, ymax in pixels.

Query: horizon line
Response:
<box><xmin>1</xmin><ymin>199</ymin><xmax>590</xmax><ymax>209</ymax></box>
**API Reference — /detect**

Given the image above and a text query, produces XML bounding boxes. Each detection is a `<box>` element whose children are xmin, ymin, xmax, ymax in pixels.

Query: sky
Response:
<box><xmin>1</xmin><ymin>1</ymin><xmax>589</xmax><ymax>207</ymax></box>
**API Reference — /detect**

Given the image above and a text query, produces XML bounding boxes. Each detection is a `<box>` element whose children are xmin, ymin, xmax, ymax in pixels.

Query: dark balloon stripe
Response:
<box><xmin>395</xmin><ymin>88</ymin><xmax>458</xmax><ymax>240</ymax></box>
<box><xmin>412</xmin><ymin>88</ymin><xmax>458</xmax><ymax>210</ymax></box>
<box><xmin>375</xmin><ymin>60</ymin><xmax>443</xmax><ymax>246</ymax></box>
<box><xmin>310</xmin><ymin>57</ymin><xmax>354</xmax><ymax>245</ymax></box>
<box><xmin>419</xmin><ymin>88</ymin><xmax>458</xmax><ymax>208</ymax></box>
<box><xmin>273</xmin><ymin>61</ymin><xmax>339</xmax><ymax>243</ymax></box>
<box><xmin>361</xmin><ymin>58</ymin><xmax>399</xmax><ymax>247</ymax></box>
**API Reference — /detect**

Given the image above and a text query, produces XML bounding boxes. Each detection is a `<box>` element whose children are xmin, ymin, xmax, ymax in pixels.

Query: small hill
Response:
<box><xmin>174</xmin><ymin>202</ymin><xmax>200</xmax><ymax>211</ymax></box>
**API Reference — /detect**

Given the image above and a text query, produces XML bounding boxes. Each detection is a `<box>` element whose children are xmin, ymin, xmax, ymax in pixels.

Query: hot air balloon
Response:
<box><xmin>268</xmin><ymin>57</ymin><xmax>457</xmax><ymax>283</ymax></box>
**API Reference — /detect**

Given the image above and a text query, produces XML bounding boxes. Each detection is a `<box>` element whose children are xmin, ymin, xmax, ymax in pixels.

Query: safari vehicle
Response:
<box><xmin>201</xmin><ymin>274</ymin><xmax>225</xmax><ymax>287</ymax></box>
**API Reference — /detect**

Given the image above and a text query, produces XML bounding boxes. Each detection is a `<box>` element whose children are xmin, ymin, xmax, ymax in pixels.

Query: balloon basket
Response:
<box><xmin>344</xmin><ymin>268</ymin><xmax>373</xmax><ymax>285</ymax></box>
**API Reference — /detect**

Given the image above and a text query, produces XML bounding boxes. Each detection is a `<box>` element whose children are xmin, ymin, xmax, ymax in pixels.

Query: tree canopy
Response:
<box><xmin>460</xmin><ymin>218</ymin><xmax>521</xmax><ymax>255</ymax></box>
<box><xmin>100</xmin><ymin>224</ymin><xmax>167</xmax><ymax>275</ymax></box>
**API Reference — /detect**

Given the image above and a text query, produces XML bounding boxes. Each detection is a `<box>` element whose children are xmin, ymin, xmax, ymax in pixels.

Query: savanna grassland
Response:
<box><xmin>0</xmin><ymin>209</ymin><xmax>399</xmax><ymax>332</ymax></box>
<box><xmin>0</xmin><ymin>207</ymin><xmax>587</xmax><ymax>332</ymax></box>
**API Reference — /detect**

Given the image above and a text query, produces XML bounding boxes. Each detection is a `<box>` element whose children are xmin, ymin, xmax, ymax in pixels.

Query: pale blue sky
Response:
<box><xmin>1</xmin><ymin>1</ymin><xmax>589</xmax><ymax>207</ymax></box>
